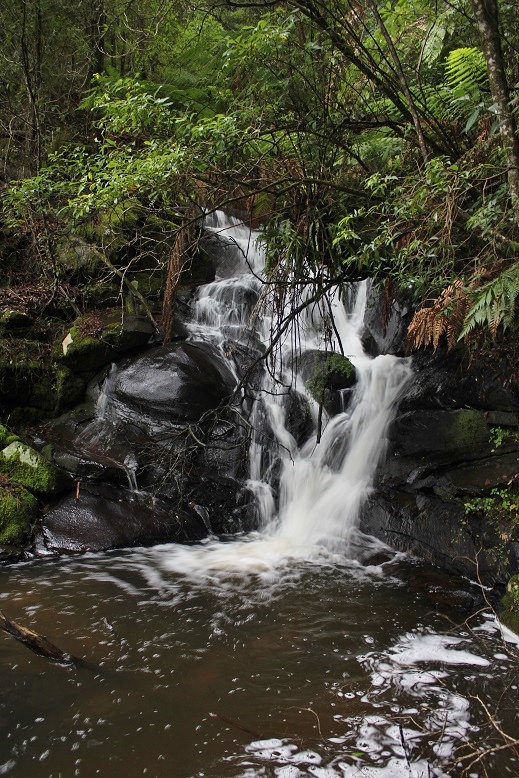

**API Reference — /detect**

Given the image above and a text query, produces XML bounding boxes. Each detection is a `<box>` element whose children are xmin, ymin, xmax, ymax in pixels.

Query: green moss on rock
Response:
<box><xmin>56</xmin><ymin>320</ymin><xmax>119</xmax><ymax>373</ymax></box>
<box><xmin>0</xmin><ymin>481</ymin><xmax>37</xmax><ymax>545</ymax></box>
<box><xmin>305</xmin><ymin>353</ymin><xmax>355</xmax><ymax>402</ymax></box>
<box><xmin>0</xmin><ymin>424</ymin><xmax>20</xmax><ymax>446</ymax></box>
<box><xmin>0</xmin><ymin>310</ymin><xmax>33</xmax><ymax>331</ymax></box>
<box><xmin>0</xmin><ymin>441</ymin><xmax>65</xmax><ymax>494</ymax></box>
<box><xmin>56</xmin><ymin>310</ymin><xmax>155</xmax><ymax>373</ymax></box>
<box><xmin>53</xmin><ymin>367</ymin><xmax>86</xmax><ymax>409</ymax></box>
<box><xmin>500</xmin><ymin>575</ymin><xmax>519</xmax><ymax>636</ymax></box>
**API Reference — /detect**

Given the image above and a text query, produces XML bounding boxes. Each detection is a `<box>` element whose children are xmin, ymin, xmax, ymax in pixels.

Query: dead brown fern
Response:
<box><xmin>407</xmin><ymin>279</ymin><xmax>471</xmax><ymax>351</ymax></box>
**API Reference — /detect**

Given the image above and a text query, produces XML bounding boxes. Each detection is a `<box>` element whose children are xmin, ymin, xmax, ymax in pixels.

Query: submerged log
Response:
<box><xmin>0</xmin><ymin>611</ymin><xmax>83</xmax><ymax>665</ymax></box>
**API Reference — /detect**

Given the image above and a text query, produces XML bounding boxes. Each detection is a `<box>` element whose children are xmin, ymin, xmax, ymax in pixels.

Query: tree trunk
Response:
<box><xmin>472</xmin><ymin>0</ymin><xmax>519</xmax><ymax>208</ymax></box>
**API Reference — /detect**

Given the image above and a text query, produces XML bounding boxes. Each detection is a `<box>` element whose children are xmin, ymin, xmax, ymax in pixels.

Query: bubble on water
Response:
<box><xmin>291</xmin><ymin>751</ymin><xmax>322</xmax><ymax>765</ymax></box>
<box><xmin>275</xmin><ymin>767</ymin><xmax>303</xmax><ymax>778</ymax></box>
<box><xmin>246</xmin><ymin>738</ymin><xmax>286</xmax><ymax>752</ymax></box>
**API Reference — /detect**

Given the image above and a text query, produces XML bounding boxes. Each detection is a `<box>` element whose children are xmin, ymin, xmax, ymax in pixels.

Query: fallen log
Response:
<box><xmin>0</xmin><ymin>611</ymin><xmax>83</xmax><ymax>666</ymax></box>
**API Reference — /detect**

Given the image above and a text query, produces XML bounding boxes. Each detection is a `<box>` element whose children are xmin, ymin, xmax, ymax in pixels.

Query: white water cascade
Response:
<box><xmin>161</xmin><ymin>211</ymin><xmax>413</xmax><ymax>576</ymax></box>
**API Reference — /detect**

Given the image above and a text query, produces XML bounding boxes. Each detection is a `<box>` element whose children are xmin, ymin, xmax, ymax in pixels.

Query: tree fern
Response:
<box><xmin>461</xmin><ymin>264</ymin><xmax>519</xmax><ymax>339</ymax></box>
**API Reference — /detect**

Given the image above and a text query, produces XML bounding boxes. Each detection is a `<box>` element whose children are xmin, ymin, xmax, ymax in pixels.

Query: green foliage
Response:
<box><xmin>444</xmin><ymin>47</ymin><xmax>493</xmax><ymax>135</ymax></box>
<box><xmin>501</xmin><ymin>575</ymin><xmax>519</xmax><ymax>635</ymax></box>
<box><xmin>1</xmin><ymin>0</ymin><xmax>519</xmax><ymax>357</ymax></box>
<box><xmin>464</xmin><ymin>487</ymin><xmax>519</xmax><ymax>522</ymax></box>
<box><xmin>79</xmin><ymin>75</ymin><xmax>177</xmax><ymax>138</ymax></box>
<box><xmin>0</xmin><ymin>425</ymin><xmax>20</xmax><ymax>447</ymax></box>
<box><xmin>499</xmin><ymin>575</ymin><xmax>519</xmax><ymax>635</ymax></box>
<box><xmin>445</xmin><ymin>47</ymin><xmax>487</xmax><ymax>93</ymax></box>
<box><xmin>461</xmin><ymin>264</ymin><xmax>519</xmax><ymax>339</ymax></box>
<box><xmin>489</xmin><ymin>425</ymin><xmax>519</xmax><ymax>449</ymax></box>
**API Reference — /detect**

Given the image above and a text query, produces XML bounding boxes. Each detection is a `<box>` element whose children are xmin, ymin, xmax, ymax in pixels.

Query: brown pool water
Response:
<box><xmin>0</xmin><ymin>539</ymin><xmax>518</xmax><ymax>777</ymax></box>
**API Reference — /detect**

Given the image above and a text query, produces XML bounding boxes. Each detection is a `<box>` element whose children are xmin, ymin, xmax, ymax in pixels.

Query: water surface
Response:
<box><xmin>1</xmin><ymin>541</ymin><xmax>518</xmax><ymax>777</ymax></box>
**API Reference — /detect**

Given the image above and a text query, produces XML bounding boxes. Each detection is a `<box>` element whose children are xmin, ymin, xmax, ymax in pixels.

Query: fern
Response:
<box><xmin>421</xmin><ymin>8</ymin><xmax>457</xmax><ymax>67</ymax></box>
<box><xmin>407</xmin><ymin>280</ymin><xmax>470</xmax><ymax>351</ymax></box>
<box><xmin>444</xmin><ymin>47</ymin><xmax>487</xmax><ymax>94</ymax></box>
<box><xmin>461</xmin><ymin>264</ymin><xmax>519</xmax><ymax>339</ymax></box>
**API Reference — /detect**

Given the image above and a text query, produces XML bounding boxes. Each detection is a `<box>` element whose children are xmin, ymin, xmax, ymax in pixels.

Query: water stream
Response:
<box><xmin>1</xmin><ymin>213</ymin><xmax>518</xmax><ymax>776</ymax></box>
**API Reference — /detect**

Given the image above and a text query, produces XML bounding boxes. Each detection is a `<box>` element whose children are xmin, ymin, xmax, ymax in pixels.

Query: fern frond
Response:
<box><xmin>444</xmin><ymin>47</ymin><xmax>487</xmax><ymax>93</ymax></box>
<box><xmin>421</xmin><ymin>8</ymin><xmax>457</xmax><ymax>67</ymax></box>
<box><xmin>407</xmin><ymin>279</ymin><xmax>470</xmax><ymax>351</ymax></box>
<box><xmin>460</xmin><ymin>264</ymin><xmax>519</xmax><ymax>340</ymax></box>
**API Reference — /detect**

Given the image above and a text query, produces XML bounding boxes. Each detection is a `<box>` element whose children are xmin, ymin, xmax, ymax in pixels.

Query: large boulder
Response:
<box><xmin>0</xmin><ymin>441</ymin><xmax>70</xmax><ymax>494</ymax></box>
<box><xmin>110</xmin><ymin>341</ymin><xmax>237</xmax><ymax>425</ymax></box>
<box><xmin>37</xmin><ymin>483</ymin><xmax>207</xmax><ymax>554</ymax></box>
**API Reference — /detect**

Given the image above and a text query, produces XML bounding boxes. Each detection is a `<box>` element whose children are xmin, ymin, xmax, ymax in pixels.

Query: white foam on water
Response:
<box><xmin>230</xmin><ymin>624</ymin><xmax>495</xmax><ymax>777</ymax></box>
<box><xmin>386</xmin><ymin>633</ymin><xmax>491</xmax><ymax>668</ymax></box>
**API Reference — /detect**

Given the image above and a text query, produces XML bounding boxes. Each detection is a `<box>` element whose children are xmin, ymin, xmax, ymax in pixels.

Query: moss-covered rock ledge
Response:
<box><xmin>0</xmin><ymin>425</ymin><xmax>71</xmax><ymax>547</ymax></box>
<box><xmin>56</xmin><ymin>310</ymin><xmax>157</xmax><ymax>374</ymax></box>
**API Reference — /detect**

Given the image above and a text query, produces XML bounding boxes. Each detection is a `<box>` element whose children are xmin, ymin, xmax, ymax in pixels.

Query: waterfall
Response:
<box><xmin>162</xmin><ymin>211</ymin><xmax>413</xmax><ymax>575</ymax></box>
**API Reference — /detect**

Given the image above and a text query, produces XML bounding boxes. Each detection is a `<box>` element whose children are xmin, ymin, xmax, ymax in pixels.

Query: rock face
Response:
<box><xmin>36</xmin><ymin>338</ymin><xmax>253</xmax><ymax>554</ymax></box>
<box><xmin>360</xmin><ymin>337</ymin><xmax>519</xmax><ymax>587</ymax></box>
<box><xmin>111</xmin><ymin>341</ymin><xmax>236</xmax><ymax>424</ymax></box>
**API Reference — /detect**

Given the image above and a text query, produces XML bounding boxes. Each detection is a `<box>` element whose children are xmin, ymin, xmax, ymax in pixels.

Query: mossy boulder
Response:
<box><xmin>0</xmin><ymin>480</ymin><xmax>38</xmax><ymax>545</ymax></box>
<box><xmin>0</xmin><ymin>309</ymin><xmax>33</xmax><ymax>332</ymax></box>
<box><xmin>0</xmin><ymin>441</ymin><xmax>68</xmax><ymax>495</ymax></box>
<box><xmin>55</xmin><ymin>237</ymin><xmax>104</xmax><ymax>275</ymax></box>
<box><xmin>56</xmin><ymin>311</ymin><xmax>156</xmax><ymax>374</ymax></box>
<box><xmin>297</xmin><ymin>351</ymin><xmax>356</xmax><ymax>415</ymax></box>
<box><xmin>500</xmin><ymin>575</ymin><xmax>519</xmax><ymax>635</ymax></box>
<box><xmin>0</xmin><ymin>337</ymin><xmax>86</xmax><ymax>416</ymax></box>
<box><xmin>0</xmin><ymin>425</ymin><xmax>20</xmax><ymax>447</ymax></box>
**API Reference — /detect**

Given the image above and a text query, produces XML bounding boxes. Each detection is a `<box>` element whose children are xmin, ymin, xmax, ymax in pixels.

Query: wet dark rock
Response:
<box><xmin>361</xmin><ymin>490</ymin><xmax>485</xmax><ymax>580</ymax></box>
<box><xmin>366</xmin><ymin>340</ymin><xmax>519</xmax><ymax>587</ymax></box>
<box><xmin>389</xmin><ymin>409</ymin><xmax>492</xmax><ymax>459</ymax></box>
<box><xmin>403</xmin><ymin>348</ymin><xmax>519</xmax><ymax>412</ymax></box>
<box><xmin>37</xmin><ymin>483</ymin><xmax>207</xmax><ymax>554</ymax></box>
<box><xmin>0</xmin><ymin>545</ymin><xmax>28</xmax><ymax>564</ymax></box>
<box><xmin>186</xmin><ymin>473</ymin><xmax>256</xmax><ymax>535</ymax></box>
<box><xmin>348</xmin><ymin>276</ymin><xmax>519</xmax><ymax>590</ymax></box>
<box><xmin>32</xmin><ymin>336</ymin><xmax>250</xmax><ymax>549</ymax></box>
<box><xmin>284</xmin><ymin>390</ymin><xmax>314</xmax><ymax>447</ymax></box>
<box><xmin>112</xmin><ymin>341</ymin><xmax>236</xmax><ymax>424</ymax></box>
<box><xmin>363</xmin><ymin>284</ymin><xmax>413</xmax><ymax>357</ymax></box>
<box><xmin>57</xmin><ymin>311</ymin><xmax>159</xmax><ymax>374</ymax></box>
<box><xmin>406</xmin><ymin>566</ymin><xmax>483</xmax><ymax>611</ymax></box>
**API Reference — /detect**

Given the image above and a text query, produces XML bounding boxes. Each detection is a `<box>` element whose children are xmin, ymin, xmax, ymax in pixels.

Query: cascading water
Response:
<box><xmin>161</xmin><ymin>210</ymin><xmax>413</xmax><ymax>573</ymax></box>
